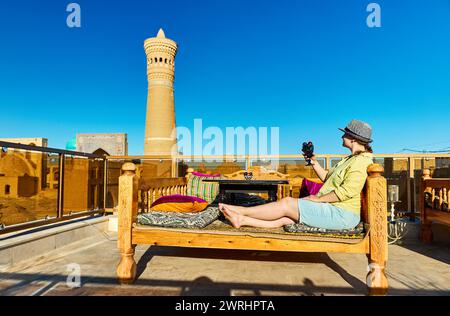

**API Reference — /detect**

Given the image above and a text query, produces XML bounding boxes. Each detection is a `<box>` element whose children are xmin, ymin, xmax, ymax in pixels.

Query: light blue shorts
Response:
<box><xmin>297</xmin><ymin>199</ymin><xmax>360</xmax><ymax>230</ymax></box>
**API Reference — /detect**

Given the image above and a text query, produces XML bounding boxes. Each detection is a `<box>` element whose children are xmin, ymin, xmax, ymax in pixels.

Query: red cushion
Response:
<box><xmin>150</xmin><ymin>194</ymin><xmax>209</xmax><ymax>213</ymax></box>
<box><xmin>151</xmin><ymin>194</ymin><xmax>207</xmax><ymax>208</ymax></box>
<box><xmin>299</xmin><ymin>179</ymin><xmax>324</xmax><ymax>198</ymax></box>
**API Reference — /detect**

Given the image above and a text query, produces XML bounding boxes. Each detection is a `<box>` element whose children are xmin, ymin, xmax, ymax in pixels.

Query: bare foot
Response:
<box><xmin>220</xmin><ymin>206</ymin><xmax>244</xmax><ymax>228</ymax></box>
<box><xmin>218</xmin><ymin>203</ymin><xmax>244</xmax><ymax>215</ymax></box>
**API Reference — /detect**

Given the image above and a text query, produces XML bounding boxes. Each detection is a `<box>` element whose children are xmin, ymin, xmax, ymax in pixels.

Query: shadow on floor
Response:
<box><xmin>2</xmin><ymin>242</ymin><xmax>450</xmax><ymax>296</ymax></box>
<box><xmin>1</xmin><ymin>270</ymin><xmax>449</xmax><ymax>296</ymax></box>
<box><xmin>399</xmin><ymin>241</ymin><xmax>450</xmax><ymax>265</ymax></box>
<box><xmin>397</xmin><ymin>223</ymin><xmax>450</xmax><ymax>265</ymax></box>
<box><xmin>134</xmin><ymin>246</ymin><xmax>368</xmax><ymax>294</ymax></box>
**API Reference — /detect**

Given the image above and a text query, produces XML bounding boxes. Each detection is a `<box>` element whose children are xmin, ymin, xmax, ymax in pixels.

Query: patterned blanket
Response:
<box><xmin>137</xmin><ymin>206</ymin><xmax>365</xmax><ymax>238</ymax></box>
<box><xmin>137</xmin><ymin>206</ymin><xmax>221</xmax><ymax>229</ymax></box>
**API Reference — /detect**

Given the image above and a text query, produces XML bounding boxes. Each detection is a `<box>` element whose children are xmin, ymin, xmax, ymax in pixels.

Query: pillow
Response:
<box><xmin>284</xmin><ymin>221</ymin><xmax>365</xmax><ymax>238</ymax></box>
<box><xmin>137</xmin><ymin>206</ymin><xmax>220</xmax><ymax>229</ymax></box>
<box><xmin>150</xmin><ymin>194</ymin><xmax>208</xmax><ymax>213</ymax></box>
<box><xmin>192</xmin><ymin>171</ymin><xmax>221</xmax><ymax>177</ymax></box>
<box><xmin>299</xmin><ymin>178</ymin><xmax>324</xmax><ymax>198</ymax></box>
<box><xmin>186</xmin><ymin>174</ymin><xmax>223</xmax><ymax>204</ymax></box>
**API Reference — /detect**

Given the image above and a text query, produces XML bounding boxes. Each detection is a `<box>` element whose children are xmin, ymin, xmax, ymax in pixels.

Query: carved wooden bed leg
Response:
<box><xmin>366</xmin><ymin>255</ymin><xmax>388</xmax><ymax>296</ymax></box>
<box><xmin>117</xmin><ymin>163</ymin><xmax>139</xmax><ymax>284</ymax></box>
<box><xmin>117</xmin><ymin>246</ymin><xmax>136</xmax><ymax>284</ymax></box>
<box><xmin>365</xmin><ymin>165</ymin><xmax>389</xmax><ymax>296</ymax></box>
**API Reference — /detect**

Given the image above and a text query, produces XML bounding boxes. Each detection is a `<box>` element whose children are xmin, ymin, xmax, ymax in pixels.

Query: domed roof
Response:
<box><xmin>65</xmin><ymin>138</ymin><xmax>77</xmax><ymax>151</ymax></box>
<box><xmin>0</xmin><ymin>153</ymin><xmax>34</xmax><ymax>177</ymax></box>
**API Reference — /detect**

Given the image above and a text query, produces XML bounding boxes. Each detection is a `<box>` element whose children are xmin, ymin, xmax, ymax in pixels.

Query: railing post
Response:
<box><xmin>57</xmin><ymin>153</ymin><xmax>65</xmax><ymax>218</ymax></box>
<box><xmin>420</xmin><ymin>169</ymin><xmax>433</xmax><ymax>243</ymax></box>
<box><xmin>326</xmin><ymin>156</ymin><xmax>331</xmax><ymax>170</ymax></box>
<box><xmin>103</xmin><ymin>157</ymin><xmax>108</xmax><ymax>211</ymax></box>
<box><xmin>171</xmin><ymin>157</ymin><xmax>177</xmax><ymax>178</ymax></box>
<box><xmin>407</xmin><ymin>157</ymin><xmax>415</xmax><ymax>221</ymax></box>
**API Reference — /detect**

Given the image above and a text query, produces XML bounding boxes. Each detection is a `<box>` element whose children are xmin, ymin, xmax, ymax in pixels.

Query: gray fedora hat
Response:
<box><xmin>339</xmin><ymin>120</ymin><xmax>373</xmax><ymax>143</ymax></box>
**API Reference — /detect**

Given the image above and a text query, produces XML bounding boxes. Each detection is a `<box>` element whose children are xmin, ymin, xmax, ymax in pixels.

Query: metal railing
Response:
<box><xmin>1</xmin><ymin>140</ymin><xmax>449</xmax><ymax>235</ymax></box>
<box><xmin>0</xmin><ymin>141</ymin><xmax>106</xmax><ymax>235</ymax></box>
<box><xmin>105</xmin><ymin>153</ymin><xmax>450</xmax><ymax>221</ymax></box>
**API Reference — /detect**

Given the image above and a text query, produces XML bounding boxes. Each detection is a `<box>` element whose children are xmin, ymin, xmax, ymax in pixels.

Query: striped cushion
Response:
<box><xmin>186</xmin><ymin>174</ymin><xmax>223</xmax><ymax>204</ymax></box>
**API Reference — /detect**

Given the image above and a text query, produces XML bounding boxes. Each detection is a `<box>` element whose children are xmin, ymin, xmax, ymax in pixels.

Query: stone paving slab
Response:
<box><xmin>0</xmin><ymin>230</ymin><xmax>449</xmax><ymax>296</ymax></box>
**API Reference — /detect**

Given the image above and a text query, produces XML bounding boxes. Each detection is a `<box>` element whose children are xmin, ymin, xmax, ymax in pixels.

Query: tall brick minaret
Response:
<box><xmin>143</xmin><ymin>28</ymin><xmax>178</xmax><ymax>156</ymax></box>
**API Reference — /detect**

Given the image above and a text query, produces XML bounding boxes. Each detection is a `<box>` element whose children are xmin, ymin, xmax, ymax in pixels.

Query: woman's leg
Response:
<box><xmin>219</xmin><ymin>197</ymin><xmax>300</xmax><ymax>222</ymax></box>
<box><xmin>221</xmin><ymin>207</ymin><xmax>295</xmax><ymax>229</ymax></box>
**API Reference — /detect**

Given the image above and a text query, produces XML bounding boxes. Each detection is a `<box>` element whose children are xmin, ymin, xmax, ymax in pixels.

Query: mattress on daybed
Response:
<box><xmin>136</xmin><ymin>206</ymin><xmax>369</xmax><ymax>244</ymax></box>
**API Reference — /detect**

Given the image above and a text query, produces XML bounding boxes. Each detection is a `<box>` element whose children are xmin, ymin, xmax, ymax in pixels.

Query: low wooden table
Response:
<box><xmin>203</xmin><ymin>179</ymin><xmax>289</xmax><ymax>203</ymax></box>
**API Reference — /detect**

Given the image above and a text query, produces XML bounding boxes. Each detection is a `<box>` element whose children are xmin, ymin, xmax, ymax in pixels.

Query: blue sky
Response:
<box><xmin>1</xmin><ymin>0</ymin><xmax>449</xmax><ymax>155</ymax></box>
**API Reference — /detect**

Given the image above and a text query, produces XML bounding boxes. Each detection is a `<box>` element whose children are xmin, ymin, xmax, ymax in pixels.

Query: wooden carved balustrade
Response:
<box><xmin>139</xmin><ymin>167</ymin><xmax>294</xmax><ymax>211</ymax></box>
<box><xmin>139</xmin><ymin>169</ymin><xmax>193</xmax><ymax>212</ymax></box>
<box><xmin>419</xmin><ymin>169</ymin><xmax>450</xmax><ymax>243</ymax></box>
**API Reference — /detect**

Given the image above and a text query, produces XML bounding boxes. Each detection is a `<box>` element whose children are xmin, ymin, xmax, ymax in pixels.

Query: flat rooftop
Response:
<box><xmin>0</xmin><ymin>221</ymin><xmax>449</xmax><ymax>296</ymax></box>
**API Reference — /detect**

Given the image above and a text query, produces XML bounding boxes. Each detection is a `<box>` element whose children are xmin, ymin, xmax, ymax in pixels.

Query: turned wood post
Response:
<box><xmin>186</xmin><ymin>167</ymin><xmax>194</xmax><ymax>178</ymax></box>
<box><xmin>184</xmin><ymin>168</ymin><xmax>194</xmax><ymax>195</ymax></box>
<box><xmin>365</xmin><ymin>163</ymin><xmax>389</xmax><ymax>296</ymax></box>
<box><xmin>420</xmin><ymin>169</ymin><xmax>433</xmax><ymax>243</ymax></box>
<box><xmin>117</xmin><ymin>162</ymin><xmax>139</xmax><ymax>284</ymax></box>
<box><xmin>447</xmin><ymin>189</ymin><xmax>450</xmax><ymax>210</ymax></box>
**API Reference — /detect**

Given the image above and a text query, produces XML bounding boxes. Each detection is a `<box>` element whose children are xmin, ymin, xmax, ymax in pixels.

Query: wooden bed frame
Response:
<box><xmin>116</xmin><ymin>163</ymin><xmax>389</xmax><ymax>295</ymax></box>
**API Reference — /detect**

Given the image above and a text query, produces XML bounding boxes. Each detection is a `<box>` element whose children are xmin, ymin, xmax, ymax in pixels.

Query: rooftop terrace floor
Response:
<box><xmin>0</xmin><ymin>224</ymin><xmax>449</xmax><ymax>296</ymax></box>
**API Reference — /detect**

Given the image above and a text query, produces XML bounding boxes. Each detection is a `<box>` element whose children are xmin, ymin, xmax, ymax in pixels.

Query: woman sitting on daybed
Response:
<box><xmin>219</xmin><ymin>119</ymin><xmax>374</xmax><ymax>231</ymax></box>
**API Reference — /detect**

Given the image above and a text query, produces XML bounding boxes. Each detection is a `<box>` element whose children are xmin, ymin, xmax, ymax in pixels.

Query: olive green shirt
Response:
<box><xmin>316</xmin><ymin>152</ymin><xmax>374</xmax><ymax>215</ymax></box>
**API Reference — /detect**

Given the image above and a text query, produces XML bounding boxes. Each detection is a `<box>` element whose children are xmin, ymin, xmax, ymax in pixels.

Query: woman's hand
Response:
<box><xmin>302</xmin><ymin>195</ymin><xmax>321</xmax><ymax>202</ymax></box>
<box><xmin>302</xmin><ymin>153</ymin><xmax>318</xmax><ymax>166</ymax></box>
<box><xmin>303</xmin><ymin>192</ymin><xmax>340</xmax><ymax>203</ymax></box>
<box><xmin>303</xmin><ymin>153</ymin><xmax>329</xmax><ymax>181</ymax></box>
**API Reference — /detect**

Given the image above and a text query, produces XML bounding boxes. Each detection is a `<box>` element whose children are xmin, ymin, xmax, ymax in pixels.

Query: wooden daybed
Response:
<box><xmin>116</xmin><ymin>163</ymin><xmax>389</xmax><ymax>295</ymax></box>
